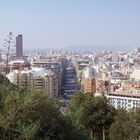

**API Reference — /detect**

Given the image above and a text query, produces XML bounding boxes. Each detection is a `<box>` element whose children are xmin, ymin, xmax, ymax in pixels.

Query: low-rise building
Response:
<box><xmin>95</xmin><ymin>91</ymin><xmax>140</xmax><ymax>110</ymax></box>
<box><xmin>106</xmin><ymin>92</ymin><xmax>140</xmax><ymax>110</ymax></box>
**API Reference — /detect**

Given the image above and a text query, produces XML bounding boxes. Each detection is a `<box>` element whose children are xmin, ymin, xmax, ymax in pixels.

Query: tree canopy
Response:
<box><xmin>109</xmin><ymin>109</ymin><xmax>140</xmax><ymax>140</ymax></box>
<box><xmin>1</xmin><ymin>75</ymin><xmax>140</xmax><ymax>140</ymax></box>
<box><xmin>66</xmin><ymin>92</ymin><xmax>116</xmax><ymax>140</ymax></box>
<box><xmin>0</xmin><ymin>83</ymin><xmax>89</xmax><ymax>140</ymax></box>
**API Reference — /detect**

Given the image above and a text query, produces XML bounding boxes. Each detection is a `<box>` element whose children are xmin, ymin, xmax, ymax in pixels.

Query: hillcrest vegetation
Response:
<box><xmin>0</xmin><ymin>75</ymin><xmax>140</xmax><ymax>140</ymax></box>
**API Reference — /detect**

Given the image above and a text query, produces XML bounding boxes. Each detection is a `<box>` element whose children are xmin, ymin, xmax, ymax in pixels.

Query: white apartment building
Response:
<box><xmin>95</xmin><ymin>92</ymin><xmax>140</xmax><ymax>110</ymax></box>
<box><xmin>131</xmin><ymin>68</ymin><xmax>140</xmax><ymax>81</ymax></box>
<box><xmin>106</xmin><ymin>93</ymin><xmax>140</xmax><ymax>110</ymax></box>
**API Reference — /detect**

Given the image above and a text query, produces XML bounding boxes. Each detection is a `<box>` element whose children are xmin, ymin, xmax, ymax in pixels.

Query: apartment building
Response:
<box><xmin>106</xmin><ymin>92</ymin><xmax>140</xmax><ymax>110</ymax></box>
<box><xmin>95</xmin><ymin>92</ymin><xmax>140</xmax><ymax>110</ymax></box>
<box><xmin>82</xmin><ymin>78</ymin><xmax>96</xmax><ymax>93</ymax></box>
<box><xmin>6</xmin><ymin>68</ymin><xmax>58</xmax><ymax>97</ymax></box>
<box><xmin>31</xmin><ymin>60</ymin><xmax>62</xmax><ymax>93</ymax></box>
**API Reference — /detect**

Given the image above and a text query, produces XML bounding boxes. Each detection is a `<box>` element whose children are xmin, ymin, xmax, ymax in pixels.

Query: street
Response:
<box><xmin>60</xmin><ymin>66</ymin><xmax>77</xmax><ymax>112</ymax></box>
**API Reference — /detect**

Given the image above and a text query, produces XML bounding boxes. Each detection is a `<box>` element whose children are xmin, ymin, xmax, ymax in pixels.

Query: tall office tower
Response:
<box><xmin>16</xmin><ymin>34</ymin><xmax>23</xmax><ymax>58</ymax></box>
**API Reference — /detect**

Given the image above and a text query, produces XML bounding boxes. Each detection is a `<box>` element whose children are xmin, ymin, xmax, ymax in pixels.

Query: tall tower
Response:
<box><xmin>16</xmin><ymin>34</ymin><xmax>23</xmax><ymax>58</ymax></box>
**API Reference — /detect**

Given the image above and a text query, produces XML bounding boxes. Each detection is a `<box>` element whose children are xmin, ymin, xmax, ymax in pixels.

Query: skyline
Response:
<box><xmin>0</xmin><ymin>0</ymin><xmax>140</xmax><ymax>51</ymax></box>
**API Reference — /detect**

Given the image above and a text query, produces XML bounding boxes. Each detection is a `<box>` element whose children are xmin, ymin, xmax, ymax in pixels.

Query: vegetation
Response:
<box><xmin>0</xmin><ymin>76</ymin><xmax>140</xmax><ymax>139</ymax></box>
<box><xmin>109</xmin><ymin>109</ymin><xmax>140</xmax><ymax>140</ymax></box>
<box><xmin>66</xmin><ymin>92</ymin><xmax>116</xmax><ymax>140</ymax></box>
<box><xmin>0</xmin><ymin>77</ymin><xmax>89</xmax><ymax>140</ymax></box>
<box><xmin>66</xmin><ymin>92</ymin><xmax>140</xmax><ymax>140</ymax></box>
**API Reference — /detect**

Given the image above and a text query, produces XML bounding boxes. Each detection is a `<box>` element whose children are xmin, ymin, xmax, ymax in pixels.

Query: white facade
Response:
<box><xmin>95</xmin><ymin>92</ymin><xmax>140</xmax><ymax>110</ymax></box>
<box><xmin>82</xmin><ymin>66</ymin><xmax>98</xmax><ymax>78</ymax></box>
<box><xmin>106</xmin><ymin>94</ymin><xmax>140</xmax><ymax>110</ymax></box>
<box><xmin>83</xmin><ymin>67</ymin><xmax>92</xmax><ymax>78</ymax></box>
<box><xmin>131</xmin><ymin>69</ymin><xmax>140</xmax><ymax>81</ymax></box>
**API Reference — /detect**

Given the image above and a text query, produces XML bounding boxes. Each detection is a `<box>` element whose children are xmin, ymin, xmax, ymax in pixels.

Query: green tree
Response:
<box><xmin>66</xmin><ymin>92</ymin><xmax>116</xmax><ymax>140</ymax></box>
<box><xmin>133</xmin><ymin>108</ymin><xmax>140</xmax><ymax>139</ymax></box>
<box><xmin>109</xmin><ymin>109</ymin><xmax>139</xmax><ymax>140</ymax></box>
<box><xmin>0</xmin><ymin>83</ymin><xmax>89</xmax><ymax>140</ymax></box>
<box><xmin>66</xmin><ymin>92</ymin><xmax>85</xmax><ymax>124</ymax></box>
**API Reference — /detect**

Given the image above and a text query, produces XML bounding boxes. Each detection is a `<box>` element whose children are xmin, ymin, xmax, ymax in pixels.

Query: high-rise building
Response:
<box><xmin>16</xmin><ymin>34</ymin><xmax>23</xmax><ymax>58</ymax></box>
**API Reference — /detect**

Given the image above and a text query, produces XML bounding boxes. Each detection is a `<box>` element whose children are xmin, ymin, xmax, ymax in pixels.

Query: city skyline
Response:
<box><xmin>0</xmin><ymin>0</ymin><xmax>140</xmax><ymax>51</ymax></box>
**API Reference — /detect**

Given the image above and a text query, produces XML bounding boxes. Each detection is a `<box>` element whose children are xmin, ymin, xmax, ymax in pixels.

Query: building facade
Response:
<box><xmin>6</xmin><ymin>68</ymin><xmax>58</xmax><ymax>97</ymax></box>
<box><xmin>95</xmin><ymin>92</ymin><xmax>140</xmax><ymax>110</ymax></box>
<box><xmin>16</xmin><ymin>34</ymin><xmax>23</xmax><ymax>58</ymax></box>
<box><xmin>106</xmin><ymin>93</ymin><xmax>140</xmax><ymax>110</ymax></box>
<box><xmin>82</xmin><ymin>78</ymin><xmax>96</xmax><ymax>93</ymax></box>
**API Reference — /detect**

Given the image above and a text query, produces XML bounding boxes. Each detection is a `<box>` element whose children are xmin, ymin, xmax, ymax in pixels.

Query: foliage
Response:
<box><xmin>67</xmin><ymin>92</ymin><xmax>140</xmax><ymax>140</ymax></box>
<box><xmin>109</xmin><ymin>109</ymin><xmax>139</xmax><ymax>140</ymax></box>
<box><xmin>1</xmin><ymin>75</ymin><xmax>140</xmax><ymax>140</ymax></box>
<box><xmin>66</xmin><ymin>92</ymin><xmax>116</xmax><ymax>140</ymax></box>
<box><xmin>0</xmin><ymin>83</ymin><xmax>89</xmax><ymax>140</ymax></box>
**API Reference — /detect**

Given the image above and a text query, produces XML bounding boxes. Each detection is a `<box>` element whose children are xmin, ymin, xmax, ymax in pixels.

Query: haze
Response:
<box><xmin>0</xmin><ymin>0</ymin><xmax>140</xmax><ymax>51</ymax></box>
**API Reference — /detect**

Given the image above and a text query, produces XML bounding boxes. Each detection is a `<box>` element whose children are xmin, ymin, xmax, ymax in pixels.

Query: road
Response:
<box><xmin>63</xmin><ymin>67</ymin><xmax>77</xmax><ymax>99</ymax></box>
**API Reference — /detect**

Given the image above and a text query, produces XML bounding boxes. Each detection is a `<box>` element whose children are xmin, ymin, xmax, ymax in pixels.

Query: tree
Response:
<box><xmin>0</xmin><ymin>84</ymin><xmax>89</xmax><ymax>140</ymax></box>
<box><xmin>66</xmin><ymin>92</ymin><xmax>85</xmax><ymax>124</ymax></box>
<box><xmin>109</xmin><ymin>109</ymin><xmax>139</xmax><ymax>140</ymax></box>
<box><xmin>66</xmin><ymin>92</ymin><xmax>116</xmax><ymax>140</ymax></box>
<box><xmin>133</xmin><ymin>108</ymin><xmax>140</xmax><ymax>139</ymax></box>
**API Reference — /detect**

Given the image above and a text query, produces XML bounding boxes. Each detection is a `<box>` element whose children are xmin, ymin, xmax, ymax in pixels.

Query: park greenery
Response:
<box><xmin>0</xmin><ymin>75</ymin><xmax>140</xmax><ymax>139</ymax></box>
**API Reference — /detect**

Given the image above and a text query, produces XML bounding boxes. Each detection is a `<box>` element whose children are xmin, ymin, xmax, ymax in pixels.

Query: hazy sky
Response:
<box><xmin>0</xmin><ymin>0</ymin><xmax>140</xmax><ymax>51</ymax></box>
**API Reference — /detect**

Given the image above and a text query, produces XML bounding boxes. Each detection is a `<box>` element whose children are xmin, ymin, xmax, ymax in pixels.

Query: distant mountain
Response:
<box><xmin>66</xmin><ymin>44</ymin><xmax>133</xmax><ymax>52</ymax></box>
<box><xmin>24</xmin><ymin>48</ymin><xmax>57</xmax><ymax>54</ymax></box>
<box><xmin>24</xmin><ymin>44</ymin><xmax>133</xmax><ymax>54</ymax></box>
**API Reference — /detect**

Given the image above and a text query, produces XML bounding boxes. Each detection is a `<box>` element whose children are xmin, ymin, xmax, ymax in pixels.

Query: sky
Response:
<box><xmin>0</xmin><ymin>0</ymin><xmax>140</xmax><ymax>51</ymax></box>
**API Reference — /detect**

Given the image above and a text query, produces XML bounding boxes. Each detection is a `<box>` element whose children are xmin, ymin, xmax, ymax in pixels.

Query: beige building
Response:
<box><xmin>6</xmin><ymin>68</ymin><xmax>58</xmax><ymax>97</ymax></box>
<box><xmin>31</xmin><ymin>60</ymin><xmax>62</xmax><ymax>94</ymax></box>
<box><xmin>82</xmin><ymin>78</ymin><xmax>96</xmax><ymax>93</ymax></box>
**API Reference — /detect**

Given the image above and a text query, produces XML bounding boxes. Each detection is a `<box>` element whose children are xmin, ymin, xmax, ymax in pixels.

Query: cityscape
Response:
<box><xmin>2</xmin><ymin>33</ymin><xmax>140</xmax><ymax>110</ymax></box>
<box><xmin>0</xmin><ymin>0</ymin><xmax>140</xmax><ymax>140</ymax></box>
